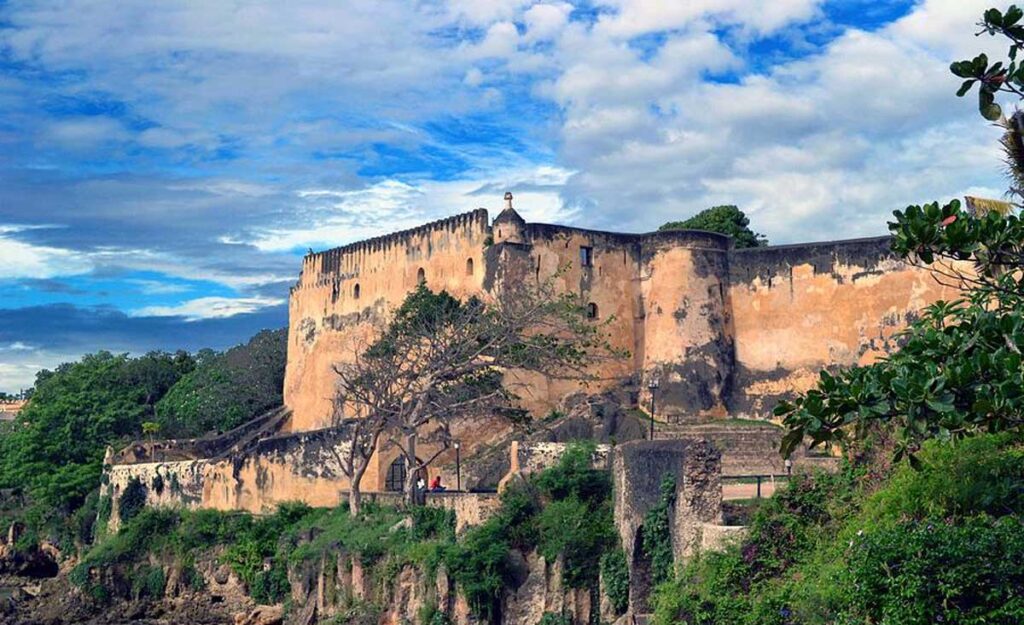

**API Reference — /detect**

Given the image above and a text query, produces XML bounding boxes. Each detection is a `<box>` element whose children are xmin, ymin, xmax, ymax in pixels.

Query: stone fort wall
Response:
<box><xmin>285</xmin><ymin>202</ymin><xmax>959</xmax><ymax>436</ymax></box>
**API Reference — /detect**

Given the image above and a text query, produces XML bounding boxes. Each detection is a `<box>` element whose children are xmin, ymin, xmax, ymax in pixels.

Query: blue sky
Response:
<box><xmin>0</xmin><ymin>0</ymin><xmax>1011</xmax><ymax>391</ymax></box>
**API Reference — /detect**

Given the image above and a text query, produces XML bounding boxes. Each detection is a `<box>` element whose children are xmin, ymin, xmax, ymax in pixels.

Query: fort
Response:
<box><xmin>104</xmin><ymin>193</ymin><xmax>959</xmax><ymax>518</ymax></box>
<box><xmin>0</xmin><ymin>399</ymin><xmax>26</xmax><ymax>422</ymax></box>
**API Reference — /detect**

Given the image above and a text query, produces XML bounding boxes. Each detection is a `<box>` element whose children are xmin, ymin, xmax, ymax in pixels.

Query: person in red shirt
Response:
<box><xmin>429</xmin><ymin>475</ymin><xmax>445</xmax><ymax>491</ymax></box>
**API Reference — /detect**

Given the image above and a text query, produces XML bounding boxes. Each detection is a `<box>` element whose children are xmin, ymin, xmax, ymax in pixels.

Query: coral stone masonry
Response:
<box><xmin>286</xmin><ymin>199</ymin><xmax>958</xmax><ymax>432</ymax></box>
<box><xmin>107</xmin><ymin>195</ymin><xmax>960</xmax><ymax>514</ymax></box>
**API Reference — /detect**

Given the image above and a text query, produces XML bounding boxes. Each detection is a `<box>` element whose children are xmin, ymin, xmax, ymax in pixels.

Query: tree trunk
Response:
<box><xmin>403</xmin><ymin>432</ymin><xmax>422</xmax><ymax>506</ymax></box>
<box><xmin>348</xmin><ymin>487</ymin><xmax>362</xmax><ymax>516</ymax></box>
<box><xmin>349</xmin><ymin>455</ymin><xmax>370</xmax><ymax>517</ymax></box>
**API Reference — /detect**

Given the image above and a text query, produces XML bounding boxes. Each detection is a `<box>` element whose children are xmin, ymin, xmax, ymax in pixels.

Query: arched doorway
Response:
<box><xmin>384</xmin><ymin>456</ymin><xmax>427</xmax><ymax>492</ymax></box>
<box><xmin>385</xmin><ymin>457</ymin><xmax>407</xmax><ymax>492</ymax></box>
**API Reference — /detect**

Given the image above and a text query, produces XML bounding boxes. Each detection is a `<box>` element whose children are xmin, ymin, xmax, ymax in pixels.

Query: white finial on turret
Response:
<box><xmin>504</xmin><ymin>191</ymin><xmax>513</xmax><ymax>210</ymax></box>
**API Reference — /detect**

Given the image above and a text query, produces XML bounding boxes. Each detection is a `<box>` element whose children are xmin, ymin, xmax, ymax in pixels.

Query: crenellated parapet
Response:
<box><xmin>294</xmin><ymin>208</ymin><xmax>490</xmax><ymax>291</ymax></box>
<box><xmin>285</xmin><ymin>194</ymin><xmax>959</xmax><ymax>433</ymax></box>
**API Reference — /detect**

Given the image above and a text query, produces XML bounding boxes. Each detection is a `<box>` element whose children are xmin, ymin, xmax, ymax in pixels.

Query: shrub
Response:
<box><xmin>538</xmin><ymin>612</ymin><xmax>572</xmax><ymax>625</ymax></box>
<box><xmin>118</xmin><ymin>477</ymin><xmax>148</xmax><ymax>524</ymax></box>
<box><xmin>839</xmin><ymin>515</ymin><xmax>1024</xmax><ymax>624</ymax></box>
<box><xmin>642</xmin><ymin>474</ymin><xmax>676</xmax><ymax>587</ymax></box>
<box><xmin>132</xmin><ymin>564</ymin><xmax>166</xmax><ymax>600</ymax></box>
<box><xmin>600</xmin><ymin>547</ymin><xmax>629</xmax><ymax>615</ymax></box>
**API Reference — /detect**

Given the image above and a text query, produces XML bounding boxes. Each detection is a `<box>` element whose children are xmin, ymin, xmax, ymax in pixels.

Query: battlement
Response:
<box><xmin>295</xmin><ymin>208</ymin><xmax>490</xmax><ymax>291</ymax></box>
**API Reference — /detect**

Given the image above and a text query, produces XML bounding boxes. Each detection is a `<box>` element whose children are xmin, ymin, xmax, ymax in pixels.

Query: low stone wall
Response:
<box><xmin>423</xmin><ymin>492</ymin><xmax>502</xmax><ymax>534</ymax></box>
<box><xmin>657</xmin><ymin>423</ymin><xmax>809</xmax><ymax>475</ymax></box>
<box><xmin>700</xmin><ymin>523</ymin><xmax>746</xmax><ymax>552</ymax></box>
<box><xmin>103</xmin><ymin>453</ymin><xmax>500</xmax><ymax>535</ymax></box>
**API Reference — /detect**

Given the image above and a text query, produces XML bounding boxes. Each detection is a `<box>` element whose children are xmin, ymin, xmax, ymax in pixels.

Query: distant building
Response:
<box><xmin>0</xmin><ymin>400</ymin><xmax>26</xmax><ymax>422</ymax></box>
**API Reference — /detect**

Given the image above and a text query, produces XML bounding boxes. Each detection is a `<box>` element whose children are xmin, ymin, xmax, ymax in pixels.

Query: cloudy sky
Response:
<box><xmin>0</xmin><ymin>0</ymin><xmax>1014</xmax><ymax>391</ymax></box>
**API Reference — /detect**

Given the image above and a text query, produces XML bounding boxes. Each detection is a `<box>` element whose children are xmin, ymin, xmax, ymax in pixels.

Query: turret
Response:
<box><xmin>493</xmin><ymin>192</ymin><xmax>526</xmax><ymax>244</ymax></box>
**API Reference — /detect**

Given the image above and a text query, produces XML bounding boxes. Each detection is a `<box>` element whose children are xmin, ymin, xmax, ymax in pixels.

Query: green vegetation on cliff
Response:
<box><xmin>0</xmin><ymin>329</ymin><xmax>285</xmax><ymax>550</ymax></box>
<box><xmin>653</xmin><ymin>434</ymin><xmax>1024</xmax><ymax>625</ymax></box>
<box><xmin>72</xmin><ymin>442</ymin><xmax>626</xmax><ymax>622</ymax></box>
<box><xmin>0</xmin><ymin>351</ymin><xmax>194</xmax><ymax>525</ymax></box>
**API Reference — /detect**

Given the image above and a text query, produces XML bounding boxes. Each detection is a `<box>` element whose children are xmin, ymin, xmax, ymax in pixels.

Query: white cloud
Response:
<box><xmin>248</xmin><ymin>166</ymin><xmax>575</xmax><ymax>253</ymax></box>
<box><xmin>523</xmin><ymin>3</ymin><xmax>572</xmax><ymax>41</ymax></box>
<box><xmin>0</xmin><ymin>227</ymin><xmax>91</xmax><ymax>279</ymax></box>
<box><xmin>44</xmin><ymin>116</ymin><xmax>129</xmax><ymax>148</ymax></box>
<box><xmin>132</xmin><ymin>296</ymin><xmax>285</xmax><ymax>321</ymax></box>
<box><xmin>0</xmin><ymin>342</ymin><xmax>34</xmax><ymax>352</ymax></box>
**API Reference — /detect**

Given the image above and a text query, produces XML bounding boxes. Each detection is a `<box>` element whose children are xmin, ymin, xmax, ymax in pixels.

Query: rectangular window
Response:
<box><xmin>580</xmin><ymin>246</ymin><xmax>594</xmax><ymax>268</ymax></box>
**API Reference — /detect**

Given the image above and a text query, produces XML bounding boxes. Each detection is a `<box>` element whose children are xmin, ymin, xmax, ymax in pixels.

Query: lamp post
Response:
<box><xmin>648</xmin><ymin>377</ymin><xmax>660</xmax><ymax>440</ymax></box>
<box><xmin>454</xmin><ymin>441</ymin><xmax>461</xmax><ymax>492</ymax></box>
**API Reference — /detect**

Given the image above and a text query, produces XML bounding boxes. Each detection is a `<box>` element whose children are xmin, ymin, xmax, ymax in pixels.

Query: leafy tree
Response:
<box><xmin>0</xmin><ymin>352</ymin><xmax>186</xmax><ymax>520</ymax></box>
<box><xmin>333</xmin><ymin>277</ymin><xmax>623</xmax><ymax>512</ymax></box>
<box><xmin>778</xmin><ymin>6</ymin><xmax>1024</xmax><ymax>463</ymax></box>
<box><xmin>156</xmin><ymin>328</ymin><xmax>286</xmax><ymax>437</ymax></box>
<box><xmin>659</xmin><ymin>205</ymin><xmax>766</xmax><ymax>248</ymax></box>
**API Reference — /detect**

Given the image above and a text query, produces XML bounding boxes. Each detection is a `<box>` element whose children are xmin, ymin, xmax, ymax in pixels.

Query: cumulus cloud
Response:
<box><xmin>0</xmin><ymin>0</ymin><xmax>1014</xmax><ymax>384</ymax></box>
<box><xmin>133</xmin><ymin>296</ymin><xmax>285</xmax><ymax>321</ymax></box>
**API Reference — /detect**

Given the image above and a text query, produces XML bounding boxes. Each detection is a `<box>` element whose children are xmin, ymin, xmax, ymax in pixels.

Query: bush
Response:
<box><xmin>133</xmin><ymin>564</ymin><xmax>166</xmax><ymax>600</ymax></box>
<box><xmin>839</xmin><ymin>515</ymin><xmax>1024</xmax><ymax>624</ymax></box>
<box><xmin>652</xmin><ymin>434</ymin><xmax>1024</xmax><ymax>625</ymax></box>
<box><xmin>117</xmin><ymin>478</ymin><xmax>148</xmax><ymax>524</ymax></box>
<box><xmin>600</xmin><ymin>547</ymin><xmax>629</xmax><ymax>615</ymax></box>
<box><xmin>642</xmin><ymin>475</ymin><xmax>676</xmax><ymax>587</ymax></box>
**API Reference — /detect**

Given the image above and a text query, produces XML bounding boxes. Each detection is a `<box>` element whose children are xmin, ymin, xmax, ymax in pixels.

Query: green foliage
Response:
<box><xmin>410</xmin><ymin>506</ymin><xmax>456</xmax><ymax>542</ymax></box>
<box><xmin>778</xmin><ymin>199</ymin><xmax>1024</xmax><ymax>462</ymax></box>
<box><xmin>132</xmin><ymin>564</ymin><xmax>166</xmax><ymax>600</ymax></box>
<box><xmin>155</xmin><ymin>328</ymin><xmax>286</xmax><ymax>437</ymax></box>
<box><xmin>642</xmin><ymin>475</ymin><xmax>676</xmax><ymax>587</ymax></box>
<box><xmin>652</xmin><ymin>434</ymin><xmax>1024</xmax><ymax>625</ymax></box>
<box><xmin>447</xmin><ymin>442</ymin><xmax>619</xmax><ymax>620</ymax></box>
<box><xmin>600</xmin><ymin>547</ymin><xmax>629</xmax><ymax>615</ymax></box>
<box><xmin>118</xmin><ymin>477</ymin><xmax>148</xmax><ymax>524</ymax></box>
<box><xmin>841</xmin><ymin>515</ymin><xmax>1024</xmax><ymax>624</ymax></box>
<box><xmin>0</xmin><ymin>351</ymin><xmax>187</xmax><ymax>518</ymax></box>
<box><xmin>950</xmin><ymin>5</ymin><xmax>1024</xmax><ymax>121</ymax></box>
<box><xmin>659</xmin><ymin>205</ymin><xmax>766</xmax><ymax>248</ymax></box>
<box><xmin>444</xmin><ymin>487</ymin><xmax>531</xmax><ymax>621</ymax></box>
<box><xmin>538</xmin><ymin>612</ymin><xmax>572</xmax><ymax>625</ymax></box>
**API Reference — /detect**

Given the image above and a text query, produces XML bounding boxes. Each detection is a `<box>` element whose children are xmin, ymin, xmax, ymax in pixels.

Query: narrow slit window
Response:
<box><xmin>353</xmin><ymin>283</ymin><xmax>360</xmax><ymax>299</ymax></box>
<box><xmin>580</xmin><ymin>246</ymin><xmax>594</xmax><ymax>268</ymax></box>
<box><xmin>466</xmin><ymin>258</ymin><xmax>474</xmax><ymax>275</ymax></box>
<box><xmin>417</xmin><ymin>267</ymin><xmax>426</xmax><ymax>284</ymax></box>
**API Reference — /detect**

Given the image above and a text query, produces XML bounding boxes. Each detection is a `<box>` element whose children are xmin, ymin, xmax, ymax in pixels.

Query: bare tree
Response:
<box><xmin>334</xmin><ymin>271</ymin><xmax>624</xmax><ymax>507</ymax></box>
<box><xmin>330</xmin><ymin>333</ymin><xmax>407</xmax><ymax>516</ymax></box>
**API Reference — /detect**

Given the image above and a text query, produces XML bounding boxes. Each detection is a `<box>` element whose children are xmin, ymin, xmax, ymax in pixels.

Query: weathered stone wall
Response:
<box><xmin>102</xmin><ymin>433</ymin><xmax>501</xmax><ymax>535</ymax></box>
<box><xmin>512</xmin><ymin>441</ymin><xmax>611</xmax><ymax>476</ymax></box>
<box><xmin>286</xmin><ymin>207</ymin><xmax>955</xmax><ymax>437</ymax></box>
<box><xmin>285</xmin><ymin>210</ymin><xmax>491</xmax><ymax>432</ymax></box>
<box><xmin>655</xmin><ymin>423</ymin><xmax>797</xmax><ymax>475</ymax></box>
<box><xmin>727</xmin><ymin>237</ymin><xmax>962</xmax><ymax>417</ymax></box>
<box><xmin>612</xmin><ymin>439</ymin><xmax>721</xmax><ymax>614</ymax></box>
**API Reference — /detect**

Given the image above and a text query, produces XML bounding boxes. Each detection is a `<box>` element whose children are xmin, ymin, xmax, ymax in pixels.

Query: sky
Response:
<box><xmin>0</xmin><ymin>0</ymin><xmax>1014</xmax><ymax>392</ymax></box>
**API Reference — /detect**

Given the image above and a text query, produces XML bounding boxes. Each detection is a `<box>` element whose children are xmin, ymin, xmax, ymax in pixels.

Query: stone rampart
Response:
<box><xmin>285</xmin><ymin>202</ymin><xmax>957</xmax><ymax>435</ymax></box>
<box><xmin>612</xmin><ymin>439</ymin><xmax>721</xmax><ymax>614</ymax></box>
<box><xmin>727</xmin><ymin>236</ymin><xmax>963</xmax><ymax>417</ymax></box>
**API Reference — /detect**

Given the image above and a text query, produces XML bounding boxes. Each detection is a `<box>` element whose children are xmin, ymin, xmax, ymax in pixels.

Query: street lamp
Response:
<box><xmin>648</xmin><ymin>377</ymin><xmax>660</xmax><ymax>440</ymax></box>
<box><xmin>454</xmin><ymin>441</ymin><xmax>462</xmax><ymax>492</ymax></box>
